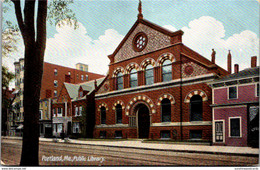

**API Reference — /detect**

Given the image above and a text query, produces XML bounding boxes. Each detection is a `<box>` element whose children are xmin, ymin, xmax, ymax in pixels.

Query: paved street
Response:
<box><xmin>1</xmin><ymin>138</ymin><xmax>259</xmax><ymax>166</ymax></box>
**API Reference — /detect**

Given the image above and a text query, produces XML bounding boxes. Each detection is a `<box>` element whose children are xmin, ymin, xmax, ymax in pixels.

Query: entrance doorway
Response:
<box><xmin>137</xmin><ymin>104</ymin><xmax>150</xmax><ymax>138</ymax></box>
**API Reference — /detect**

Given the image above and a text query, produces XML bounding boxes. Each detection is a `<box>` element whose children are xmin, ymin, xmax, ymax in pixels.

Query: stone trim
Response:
<box><xmin>157</xmin><ymin>52</ymin><xmax>176</xmax><ymax>66</ymax></box>
<box><xmin>95</xmin><ymin>124</ymin><xmax>129</xmax><ymax>128</ymax></box>
<box><xmin>112</xmin><ymin>100</ymin><xmax>125</xmax><ymax>110</ymax></box>
<box><xmin>96</xmin><ymin>73</ymin><xmax>216</xmax><ymax>99</ymax></box>
<box><xmin>126</xmin><ymin>94</ymin><xmax>156</xmax><ymax>116</ymax></box>
<box><xmin>98</xmin><ymin>103</ymin><xmax>109</xmax><ymax>111</ymax></box>
<box><xmin>151</xmin><ymin>121</ymin><xmax>212</xmax><ymax>127</ymax></box>
<box><xmin>184</xmin><ymin>89</ymin><xmax>208</xmax><ymax>103</ymax></box>
<box><xmin>140</xmin><ymin>58</ymin><xmax>157</xmax><ymax>70</ymax></box>
<box><xmin>112</xmin><ymin>67</ymin><xmax>125</xmax><ymax>78</ymax></box>
<box><xmin>125</xmin><ymin>62</ymin><xmax>140</xmax><ymax>74</ymax></box>
<box><xmin>157</xmin><ymin>94</ymin><xmax>175</xmax><ymax>106</ymax></box>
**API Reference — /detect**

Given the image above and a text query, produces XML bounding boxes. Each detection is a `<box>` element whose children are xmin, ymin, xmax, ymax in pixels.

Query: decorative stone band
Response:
<box><xmin>126</xmin><ymin>94</ymin><xmax>156</xmax><ymax>116</ymax></box>
<box><xmin>157</xmin><ymin>93</ymin><xmax>175</xmax><ymax>106</ymax></box>
<box><xmin>151</xmin><ymin>121</ymin><xmax>212</xmax><ymax>127</ymax></box>
<box><xmin>95</xmin><ymin>124</ymin><xmax>129</xmax><ymax>128</ymax></box>
<box><xmin>157</xmin><ymin>52</ymin><xmax>176</xmax><ymax>66</ymax></box>
<box><xmin>98</xmin><ymin>103</ymin><xmax>109</xmax><ymax>111</ymax></box>
<box><xmin>125</xmin><ymin>62</ymin><xmax>140</xmax><ymax>74</ymax></box>
<box><xmin>140</xmin><ymin>58</ymin><xmax>156</xmax><ymax>70</ymax></box>
<box><xmin>95</xmin><ymin>121</ymin><xmax>212</xmax><ymax>128</ymax></box>
<box><xmin>184</xmin><ymin>89</ymin><xmax>208</xmax><ymax>103</ymax></box>
<box><xmin>112</xmin><ymin>100</ymin><xmax>125</xmax><ymax>110</ymax></box>
<box><xmin>112</xmin><ymin>67</ymin><xmax>125</xmax><ymax>78</ymax></box>
<box><xmin>52</xmin><ymin>117</ymin><xmax>72</xmax><ymax>124</ymax></box>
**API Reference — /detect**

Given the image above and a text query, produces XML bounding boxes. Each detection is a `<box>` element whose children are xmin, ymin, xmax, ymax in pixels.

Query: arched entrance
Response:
<box><xmin>136</xmin><ymin>104</ymin><xmax>150</xmax><ymax>138</ymax></box>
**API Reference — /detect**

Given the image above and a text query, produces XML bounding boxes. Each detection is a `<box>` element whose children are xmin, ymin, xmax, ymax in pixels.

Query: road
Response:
<box><xmin>1</xmin><ymin>138</ymin><xmax>259</xmax><ymax>166</ymax></box>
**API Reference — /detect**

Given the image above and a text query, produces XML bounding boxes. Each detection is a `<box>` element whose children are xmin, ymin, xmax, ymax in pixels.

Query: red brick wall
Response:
<box><xmin>41</xmin><ymin>62</ymin><xmax>104</xmax><ymax>100</ymax></box>
<box><xmin>94</xmin><ymin>40</ymin><xmax>226</xmax><ymax>140</ymax></box>
<box><xmin>94</xmin><ymin>82</ymin><xmax>213</xmax><ymax>140</ymax></box>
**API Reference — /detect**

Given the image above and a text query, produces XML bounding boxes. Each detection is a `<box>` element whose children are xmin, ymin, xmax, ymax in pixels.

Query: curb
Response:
<box><xmin>2</xmin><ymin>137</ymin><xmax>259</xmax><ymax>157</ymax></box>
<box><xmin>65</xmin><ymin>141</ymin><xmax>259</xmax><ymax>157</ymax></box>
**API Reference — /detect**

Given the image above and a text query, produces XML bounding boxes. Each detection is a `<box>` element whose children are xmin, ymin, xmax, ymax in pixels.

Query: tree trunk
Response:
<box><xmin>20</xmin><ymin>45</ymin><xmax>41</xmax><ymax>166</ymax></box>
<box><xmin>15</xmin><ymin>0</ymin><xmax>47</xmax><ymax>166</ymax></box>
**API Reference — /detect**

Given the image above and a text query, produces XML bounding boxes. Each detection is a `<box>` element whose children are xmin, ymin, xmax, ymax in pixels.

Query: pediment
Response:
<box><xmin>111</xmin><ymin>19</ymin><xmax>183</xmax><ymax>63</ymax></box>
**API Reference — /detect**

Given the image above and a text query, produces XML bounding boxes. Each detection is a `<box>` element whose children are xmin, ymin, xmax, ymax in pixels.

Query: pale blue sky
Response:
<box><xmin>49</xmin><ymin>0</ymin><xmax>259</xmax><ymax>39</ymax></box>
<box><xmin>3</xmin><ymin>0</ymin><xmax>260</xmax><ymax>80</ymax></box>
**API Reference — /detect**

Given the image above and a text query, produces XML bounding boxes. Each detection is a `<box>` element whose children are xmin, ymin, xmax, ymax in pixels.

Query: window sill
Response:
<box><xmin>228</xmin><ymin>98</ymin><xmax>238</xmax><ymax>100</ymax></box>
<box><xmin>160</xmin><ymin>138</ymin><xmax>171</xmax><ymax>140</ymax></box>
<box><xmin>229</xmin><ymin>136</ymin><xmax>242</xmax><ymax>138</ymax></box>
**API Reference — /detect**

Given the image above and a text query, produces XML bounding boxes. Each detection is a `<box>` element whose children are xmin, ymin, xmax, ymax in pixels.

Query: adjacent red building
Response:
<box><xmin>93</xmin><ymin>5</ymin><xmax>229</xmax><ymax>141</ymax></box>
<box><xmin>211</xmin><ymin>57</ymin><xmax>259</xmax><ymax>147</ymax></box>
<box><xmin>52</xmin><ymin>78</ymin><xmax>106</xmax><ymax>138</ymax></box>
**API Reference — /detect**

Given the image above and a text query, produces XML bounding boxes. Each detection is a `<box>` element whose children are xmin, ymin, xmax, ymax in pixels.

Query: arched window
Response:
<box><xmin>145</xmin><ymin>65</ymin><xmax>154</xmax><ymax>85</ymax></box>
<box><xmin>116</xmin><ymin>104</ymin><xmax>122</xmax><ymax>124</ymax></box>
<box><xmin>190</xmin><ymin>95</ymin><xmax>203</xmax><ymax>121</ymax></box>
<box><xmin>116</xmin><ymin>72</ymin><xmax>123</xmax><ymax>90</ymax></box>
<box><xmin>100</xmin><ymin>106</ymin><xmax>106</xmax><ymax>124</ymax></box>
<box><xmin>161</xmin><ymin>98</ymin><xmax>171</xmax><ymax>122</ymax></box>
<box><xmin>162</xmin><ymin>60</ymin><xmax>172</xmax><ymax>82</ymax></box>
<box><xmin>130</xmin><ymin>69</ymin><xmax>138</xmax><ymax>88</ymax></box>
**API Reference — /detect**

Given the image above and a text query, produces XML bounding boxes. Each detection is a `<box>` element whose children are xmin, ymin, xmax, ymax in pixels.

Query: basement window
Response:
<box><xmin>190</xmin><ymin>130</ymin><xmax>202</xmax><ymax>140</ymax></box>
<box><xmin>160</xmin><ymin>130</ymin><xmax>170</xmax><ymax>139</ymax></box>
<box><xmin>100</xmin><ymin>131</ymin><xmax>106</xmax><ymax>138</ymax></box>
<box><xmin>115</xmin><ymin>131</ymin><xmax>122</xmax><ymax>139</ymax></box>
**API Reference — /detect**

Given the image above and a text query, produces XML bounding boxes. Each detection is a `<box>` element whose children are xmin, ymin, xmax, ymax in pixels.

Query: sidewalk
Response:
<box><xmin>2</xmin><ymin>136</ymin><xmax>259</xmax><ymax>157</ymax></box>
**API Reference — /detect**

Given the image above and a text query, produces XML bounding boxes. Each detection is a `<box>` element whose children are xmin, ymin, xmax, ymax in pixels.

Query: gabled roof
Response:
<box><xmin>64</xmin><ymin>77</ymin><xmax>106</xmax><ymax>101</ymax></box>
<box><xmin>64</xmin><ymin>83</ymin><xmax>80</xmax><ymax>99</ymax></box>
<box><xmin>181</xmin><ymin>45</ymin><xmax>229</xmax><ymax>76</ymax></box>
<box><xmin>80</xmin><ymin>85</ymin><xmax>92</xmax><ymax>92</ymax></box>
<box><xmin>213</xmin><ymin>66</ymin><xmax>259</xmax><ymax>83</ymax></box>
<box><xmin>109</xmin><ymin>18</ymin><xmax>183</xmax><ymax>59</ymax></box>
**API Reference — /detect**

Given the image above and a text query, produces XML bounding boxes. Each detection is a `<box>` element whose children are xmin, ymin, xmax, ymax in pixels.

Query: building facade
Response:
<box><xmin>10</xmin><ymin>59</ymin><xmax>104</xmax><ymax>136</ymax></box>
<box><xmin>211</xmin><ymin>57</ymin><xmax>259</xmax><ymax>147</ymax></box>
<box><xmin>52</xmin><ymin>78</ymin><xmax>105</xmax><ymax>138</ymax></box>
<box><xmin>93</xmin><ymin>7</ymin><xmax>229</xmax><ymax>141</ymax></box>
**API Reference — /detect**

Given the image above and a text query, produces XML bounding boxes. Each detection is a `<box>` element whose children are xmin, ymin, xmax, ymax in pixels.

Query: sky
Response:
<box><xmin>2</xmin><ymin>0</ymin><xmax>259</xmax><ymax>88</ymax></box>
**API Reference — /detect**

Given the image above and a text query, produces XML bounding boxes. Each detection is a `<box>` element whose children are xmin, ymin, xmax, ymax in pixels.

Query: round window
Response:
<box><xmin>133</xmin><ymin>32</ymin><xmax>148</xmax><ymax>52</ymax></box>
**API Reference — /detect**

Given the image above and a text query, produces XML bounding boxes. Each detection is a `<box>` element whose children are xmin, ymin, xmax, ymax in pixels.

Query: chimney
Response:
<box><xmin>227</xmin><ymin>50</ymin><xmax>232</xmax><ymax>73</ymax></box>
<box><xmin>234</xmin><ymin>64</ymin><xmax>239</xmax><ymax>74</ymax></box>
<box><xmin>251</xmin><ymin>56</ymin><xmax>257</xmax><ymax>68</ymax></box>
<box><xmin>94</xmin><ymin>80</ymin><xmax>97</xmax><ymax>90</ymax></box>
<box><xmin>211</xmin><ymin>49</ymin><xmax>216</xmax><ymax>64</ymax></box>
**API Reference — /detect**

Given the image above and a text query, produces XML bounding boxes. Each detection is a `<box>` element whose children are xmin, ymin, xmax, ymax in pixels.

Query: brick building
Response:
<box><xmin>210</xmin><ymin>57</ymin><xmax>259</xmax><ymax>147</ymax></box>
<box><xmin>93</xmin><ymin>2</ymin><xmax>229</xmax><ymax>141</ymax></box>
<box><xmin>10</xmin><ymin>59</ymin><xmax>104</xmax><ymax>136</ymax></box>
<box><xmin>52</xmin><ymin>78</ymin><xmax>106</xmax><ymax>138</ymax></box>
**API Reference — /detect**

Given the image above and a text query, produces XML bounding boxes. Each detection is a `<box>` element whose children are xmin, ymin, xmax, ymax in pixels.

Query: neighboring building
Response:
<box><xmin>10</xmin><ymin>59</ymin><xmax>104</xmax><ymax>136</ymax></box>
<box><xmin>13</xmin><ymin>58</ymin><xmax>25</xmax><ymax>126</ymax></box>
<box><xmin>93</xmin><ymin>2</ymin><xmax>229</xmax><ymax>141</ymax></box>
<box><xmin>2</xmin><ymin>88</ymin><xmax>17</xmax><ymax>136</ymax></box>
<box><xmin>76</xmin><ymin>63</ymin><xmax>89</xmax><ymax>72</ymax></box>
<box><xmin>210</xmin><ymin>57</ymin><xmax>259</xmax><ymax>147</ymax></box>
<box><xmin>52</xmin><ymin>78</ymin><xmax>106</xmax><ymax>138</ymax></box>
<box><xmin>39</xmin><ymin>98</ymin><xmax>52</xmax><ymax>137</ymax></box>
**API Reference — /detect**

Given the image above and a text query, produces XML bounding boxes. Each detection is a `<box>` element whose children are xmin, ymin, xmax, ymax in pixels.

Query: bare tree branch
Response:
<box><xmin>36</xmin><ymin>0</ymin><xmax>47</xmax><ymax>53</ymax></box>
<box><xmin>24</xmin><ymin>0</ymin><xmax>36</xmax><ymax>44</ymax></box>
<box><xmin>11</xmin><ymin>0</ymin><xmax>25</xmax><ymax>37</ymax></box>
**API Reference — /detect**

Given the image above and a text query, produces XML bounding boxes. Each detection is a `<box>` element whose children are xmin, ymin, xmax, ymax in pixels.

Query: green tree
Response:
<box><xmin>4</xmin><ymin>0</ymin><xmax>77</xmax><ymax>166</ymax></box>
